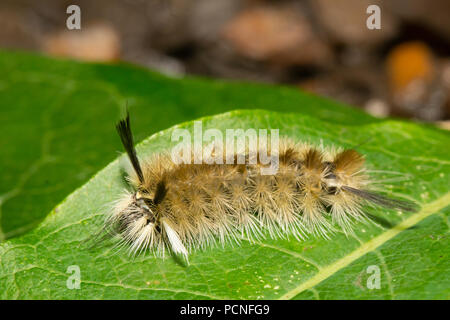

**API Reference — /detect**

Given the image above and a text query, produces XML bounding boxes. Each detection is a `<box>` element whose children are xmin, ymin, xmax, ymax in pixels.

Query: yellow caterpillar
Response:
<box><xmin>99</xmin><ymin>113</ymin><xmax>416</xmax><ymax>263</ymax></box>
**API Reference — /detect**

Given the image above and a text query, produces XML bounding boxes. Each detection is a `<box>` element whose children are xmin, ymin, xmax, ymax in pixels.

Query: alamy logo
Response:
<box><xmin>171</xmin><ymin>121</ymin><xmax>280</xmax><ymax>175</ymax></box>
<box><xmin>366</xmin><ymin>5</ymin><xmax>381</xmax><ymax>30</ymax></box>
<box><xmin>66</xmin><ymin>265</ymin><xmax>81</xmax><ymax>289</ymax></box>
<box><xmin>66</xmin><ymin>5</ymin><xmax>81</xmax><ymax>30</ymax></box>
<box><xmin>366</xmin><ymin>265</ymin><xmax>381</xmax><ymax>289</ymax></box>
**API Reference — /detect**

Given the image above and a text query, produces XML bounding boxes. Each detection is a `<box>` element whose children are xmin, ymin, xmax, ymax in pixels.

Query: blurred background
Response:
<box><xmin>1</xmin><ymin>0</ymin><xmax>450</xmax><ymax>124</ymax></box>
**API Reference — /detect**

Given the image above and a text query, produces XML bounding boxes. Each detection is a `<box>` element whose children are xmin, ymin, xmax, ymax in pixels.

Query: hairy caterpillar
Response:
<box><xmin>99</xmin><ymin>113</ymin><xmax>416</xmax><ymax>263</ymax></box>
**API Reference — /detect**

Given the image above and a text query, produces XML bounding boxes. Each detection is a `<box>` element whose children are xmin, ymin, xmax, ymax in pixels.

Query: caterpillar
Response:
<box><xmin>99</xmin><ymin>113</ymin><xmax>416</xmax><ymax>263</ymax></box>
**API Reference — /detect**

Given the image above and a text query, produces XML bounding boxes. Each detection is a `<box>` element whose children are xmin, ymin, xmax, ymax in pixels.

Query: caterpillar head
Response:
<box><xmin>112</xmin><ymin>179</ymin><xmax>168</xmax><ymax>232</ymax></box>
<box><xmin>110</xmin><ymin>113</ymin><xmax>188</xmax><ymax>261</ymax></box>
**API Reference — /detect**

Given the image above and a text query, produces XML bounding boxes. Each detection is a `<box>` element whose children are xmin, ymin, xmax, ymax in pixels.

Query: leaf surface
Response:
<box><xmin>1</xmin><ymin>109</ymin><xmax>449</xmax><ymax>299</ymax></box>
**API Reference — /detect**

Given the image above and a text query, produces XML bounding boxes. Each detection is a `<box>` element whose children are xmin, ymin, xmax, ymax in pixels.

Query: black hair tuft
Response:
<box><xmin>116</xmin><ymin>112</ymin><xmax>144</xmax><ymax>183</ymax></box>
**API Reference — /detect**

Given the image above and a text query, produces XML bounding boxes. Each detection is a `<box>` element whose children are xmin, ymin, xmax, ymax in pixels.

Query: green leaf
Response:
<box><xmin>1</xmin><ymin>108</ymin><xmax>449</xmax><ymax>299</ymax></box>
<box><xmin>0</xmin><ymin>50</ymin><xmax>375</xmax><ymax>240</ymax></box>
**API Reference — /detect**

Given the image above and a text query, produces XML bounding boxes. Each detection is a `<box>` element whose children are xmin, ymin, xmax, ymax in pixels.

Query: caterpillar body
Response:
<box><xmin>101</xmin><ymin>113</ymin><xmax>416</xmax><ymax>263</ymax></box>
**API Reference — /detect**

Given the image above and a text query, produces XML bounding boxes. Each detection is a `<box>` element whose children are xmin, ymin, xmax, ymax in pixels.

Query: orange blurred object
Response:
<box><xmin>222</xmin><ymin>6</ymin><xmax>330</xmax><ymax>66</ymax></box>
<box><xmin>43</xmin><ymin>23</ymin><xmax>120</xmax><ymax>62</ymax></box>
<box><xmin>386</xmin><ymin>41</ymin><xmax>435</xmax><ymax>92</ymax></box>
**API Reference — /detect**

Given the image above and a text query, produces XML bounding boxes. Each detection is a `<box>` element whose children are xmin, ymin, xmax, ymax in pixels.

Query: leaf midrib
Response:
<box><xmin>279</xmin><ymin>192</ymin><xmax>450</xmax><ymax>299</ymax></box>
